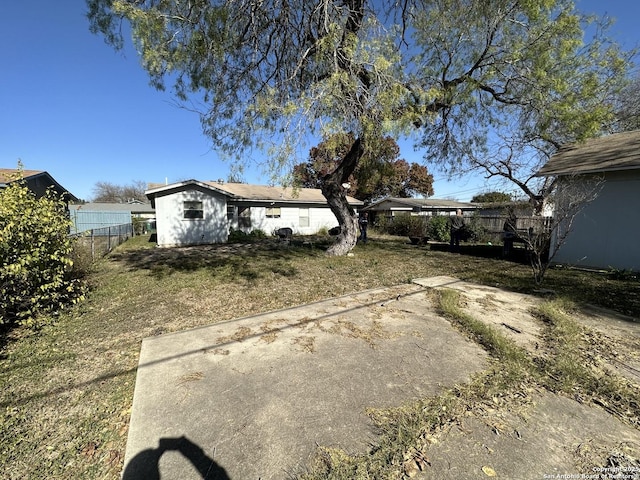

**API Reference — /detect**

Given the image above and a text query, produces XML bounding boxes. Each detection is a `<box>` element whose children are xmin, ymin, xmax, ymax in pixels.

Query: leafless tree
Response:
<box><xmin>503</xmin><ymin>174</ymin><xmax>604</xmax><ymax>283</ymax></box>
<box><xmin>92</xmin><ymin>180</ymin><xmax>148</xmax><ymax>203</ymax></box>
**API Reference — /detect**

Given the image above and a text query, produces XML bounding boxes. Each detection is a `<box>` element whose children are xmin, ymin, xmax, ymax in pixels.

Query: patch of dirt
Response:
<box><xmin>422</xmin><ymin>392</ymin><xmax>640</xmax><ymax>479</ymax></box>
<box><xmin>414</xmin><ymin>276</ymin><xmax>544</xmax><ymax>350</ymax></box>
<box><xmin>411</xmin><ymin>276</ymin><xmax>640</xmax><ymax>480</ymax></box>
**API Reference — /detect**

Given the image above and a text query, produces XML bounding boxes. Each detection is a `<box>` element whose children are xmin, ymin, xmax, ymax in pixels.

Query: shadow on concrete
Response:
<box><xmin>122</xmin><ymin>435</ymin><xmax>230</xmax><ymax>480</ymax></box>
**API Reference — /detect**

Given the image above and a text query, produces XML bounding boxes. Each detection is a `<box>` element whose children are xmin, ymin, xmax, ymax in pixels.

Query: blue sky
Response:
<box><xmin>1</xmin><ymin>1</ymin><xmax>638</xmax><ymax>202</ymax></box>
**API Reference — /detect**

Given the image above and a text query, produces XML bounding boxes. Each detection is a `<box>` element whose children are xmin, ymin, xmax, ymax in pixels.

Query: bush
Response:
<box><xmin>460</xmin><ymin>218</ymin><xmax>490</xmax><ymax>243</ymax></box>
<box><xmin>0</xmin><ymin>180</ymin><xmax>85</xmax><ymax>327</ymax></box>
<box><xmin>249</xmin><ymin>229</ymin><xmax>267</xmax><ymax>239</ymax></box>
<box><xmin>383</xmin><ymin>215</ymin><xmax>428</xmax><ymax>237</ymax></box>
<box><xmin>228</xmin><ymin>228</ymin><xmax>268</xmax><ymax>243</ymax></box>
<box><xmin>427</xmin><ymin>215</ymin><xmax>450</xmax><ymax>243</ymax></box>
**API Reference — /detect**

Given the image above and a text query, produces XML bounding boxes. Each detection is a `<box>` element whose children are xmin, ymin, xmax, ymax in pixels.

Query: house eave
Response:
<box><xmin>145</xmin><ymin>180</ymin><xmax>364</xmax><ymax>206</ymax></box>
<box><xmin>536</xmin><ymin>164</ymin><xmax>640</xmax><ymax>177</ymax></box>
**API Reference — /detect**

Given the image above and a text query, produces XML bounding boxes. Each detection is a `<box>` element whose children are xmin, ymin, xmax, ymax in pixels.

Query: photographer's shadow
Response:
<box><xmin>123</xmin><ymin>436</ymin><xmax>230</xmax><ymax>480</ymax></box>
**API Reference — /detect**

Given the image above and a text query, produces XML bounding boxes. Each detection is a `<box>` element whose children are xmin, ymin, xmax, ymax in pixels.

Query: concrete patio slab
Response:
<box><xmin>121</xmin><ymin>282</ymin><xmax>489</xmax><ymax>479</ymax></box>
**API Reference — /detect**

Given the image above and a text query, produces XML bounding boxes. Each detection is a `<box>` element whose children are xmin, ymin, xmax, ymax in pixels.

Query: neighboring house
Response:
<box><xmin>68</xmin><ymin>202</ymin><xmax>155</xmax><ymax>234</ymax></box>
<box><xmin>145</xmin><ymin>180</ymin><xmax>364</xmax><ymax>247</ymax></box>
<box><xmin>537</xmin><ymin>130</ymin><xmax>640</xmax><ymax>272</ymax></box>
<box><xmin>0</xmin><ymin>168</ymin><xmax>78</xmax><ymax>202</ymax></box>
<box><xmin>361</xmin><ymin>197</ymin><xmax>480</xmax><ymax>225</ymax></box>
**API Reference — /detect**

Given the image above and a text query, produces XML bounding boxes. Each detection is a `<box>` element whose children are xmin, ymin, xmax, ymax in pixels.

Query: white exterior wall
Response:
<box><xmin>155</xmin><ymin>188</ymin><xmax>228</xmax><ymax>247</ymax></box>
<box><xmin>552</xmin><ymin>170</ymin><xmax>640</xmax><ymax>271</ymax></box>
<box><xmin>240</xmin><ymin>205</ymin><xmax>340</xmax><ymax>235</ymax></box>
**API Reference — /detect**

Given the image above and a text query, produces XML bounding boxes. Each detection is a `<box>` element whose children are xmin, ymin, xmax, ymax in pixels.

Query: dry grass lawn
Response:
<box><xmin>1</xmin><ymin>233</ymin><xmax>639</xmax><ymax>479</ymax></box>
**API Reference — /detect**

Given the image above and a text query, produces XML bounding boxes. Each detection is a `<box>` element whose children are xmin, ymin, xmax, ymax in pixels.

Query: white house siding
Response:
<box><xmin>552</xmin><ymin>170</ymin><xmax>640</xmax><ymax>271</ymax></box>
<box><xmin>238</xmin><ymin>205</ymin><xmax>340</xmax><ymax>235</ymax></box>
<box><xmin>155</xmin><ymin>188</ymin><xmax>228</xmax><ymax>247</ymax></box>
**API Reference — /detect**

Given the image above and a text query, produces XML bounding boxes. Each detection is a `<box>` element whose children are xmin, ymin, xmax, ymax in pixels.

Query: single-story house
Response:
<box><xmin>145</xmin><ymin>180</ymin><xmax>364</xmax><ymax>247</ymax></box>
<box><xmin>68</xmin><ymin>202</ymin><xmax>155</xmax><ymax>234</ymax></box>
<box><xmin>0</xmin><ymin>168</ymin><xmax>78</xmax><ymax>202</ymax></box>
<box><xmin>536</xmin><ymin>129</ymin><xmax>640</xmax><ymax>272</ymax></box>
<box><xmin>361</xmin><ymin>197</ymin><xmax>480</xmax><ymax>225</ymax></box>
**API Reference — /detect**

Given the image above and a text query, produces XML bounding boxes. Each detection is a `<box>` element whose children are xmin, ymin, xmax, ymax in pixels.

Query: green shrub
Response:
<box><xmin>427</xmin><ymin>215</ymin><xmax>450</xmax><ymax>242</ymax></box>
<box><xmin>132</xmin><ymin>217</ymin><xmax>146</xmax><ymax>235</ymax></box>
<box><xmin>228</xmin><ymin>228</ymin><xmax>268</xmax><ymax>243</ymax></box>
<box><xmin>460</xmin><ymin>218</ymin><xmax>489</xmax><ymax>243</ymax></box>
<box><xmin>384</xmin><ymin>215</ymin><xmax>428</xmax><ymax>237</ymax></box>
<box><xmin>228</xmin><ymin>228</ymin><xmax>249</xmax><ymax>243</ymax></box>
<box><xmin>0</xmin><ymin>180</ymin><xmax>85</xmax><ymax>327</ymax></box>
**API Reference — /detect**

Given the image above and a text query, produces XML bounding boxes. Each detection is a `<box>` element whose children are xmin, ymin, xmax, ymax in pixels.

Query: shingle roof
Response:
<box><xmin>537</xmin><ymin>130</ymin><xmax>640</xmax><ymax>176</ymax></box>
<box><xmin>146</xmin><ymin>180</ymin><xmax>363</xmax><ymax>205</ymax></box>
<box><xmin>68</xmin><ymin>203</ymin><xmax>155</xmax><ymax>213</ymax></box>
<box><xmin>0</xmin><ymin>168</ymin><xmax>44</xmax><ymax>184</ymax></box>
<box><xmin>363</xmin><ymin>197</ymin><xmax>479</xmax><ymax>211</ymax></box>
<box><xmin>0</xmin><ymin>168</ymin><xmax>78</xmax><ymax>201</ymax></box>
<box><xmin>206</xmin><ymin>182</ymin><xmax>364</xmax><ymax>204</ymax></box>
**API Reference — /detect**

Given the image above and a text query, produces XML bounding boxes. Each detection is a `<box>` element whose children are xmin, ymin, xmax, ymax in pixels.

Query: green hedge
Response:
<box><xmin>0</xmin><ymin>181</ymin><xmax>85</xmax><ymax>327</ymax></box>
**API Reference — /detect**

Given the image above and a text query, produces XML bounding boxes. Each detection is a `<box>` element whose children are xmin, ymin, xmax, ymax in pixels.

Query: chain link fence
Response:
<box><xmin>71</xmin><ymin>223</ymin><xmax>134</xmax><ymax>262</ymax></box>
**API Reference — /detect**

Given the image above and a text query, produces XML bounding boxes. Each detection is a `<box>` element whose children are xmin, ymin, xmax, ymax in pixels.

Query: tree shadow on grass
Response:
<box><xmin>109</xmin><ymin>239</ymin><xmax>330</xmax><ymax>281</ymax></box>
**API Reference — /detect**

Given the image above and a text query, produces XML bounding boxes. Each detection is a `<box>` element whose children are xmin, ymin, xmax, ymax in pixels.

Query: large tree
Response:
<box><xmin>92</xmin><ymin>180</ymin><xmax>148</xmax><ymax>203</ymax></box>
<box><xmin>294</xmin><ymin>133</ymin><xmax>434</xmax><ymax>202</ymax></box>
<box><xmin>470</xmin><ymin>192</ymin><xmax>513</xmax><ymax>204</ymax></box>
<box><xmin>611</xmin><ymin>73</ymin><xmax>640</xmax><ymax>133</ymax></box>
<box><xmin>87</xmin><ymin>0</ymin><xmax>632</xmax><ymax>254</ymax></box>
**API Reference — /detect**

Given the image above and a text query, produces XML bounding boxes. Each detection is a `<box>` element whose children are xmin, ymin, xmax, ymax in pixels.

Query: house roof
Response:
<box><xmin>0</xmin><ymin>168</ymin><xmax>45</xmax><ymax>184</ymax></box>
<box><xmin>537</xmin><ymin>130</ymin><xmax>640</xmax><ymax>176</ymax></box>
<box><xmin>69</xmin><ymin>202</ymin><xmax>155</xmax><ymax>214</ymax></box>
<box><xmin>362</xmin><ymin>197</ymin><xmax>479</xmax><ymax>211</ymax></box>
<box><xmin>145</xmin><ymin>180</ymin><xmax>364</xmax><ymax>205</ymax></box>
<box><xmin>0</xmin><ymin>168</ymin><xmax>78</xmax><ymax>201</ymax></box>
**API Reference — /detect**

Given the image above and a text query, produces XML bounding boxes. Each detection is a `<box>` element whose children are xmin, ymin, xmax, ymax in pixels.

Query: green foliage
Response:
<box><xmin>460</xmin><ymin>217</ymin><xmax>490</xmax><ymax>243</ymax></box>
<box><xmin>427</xmin><ymin>216</ymin><xmax>450</xmax><ymax>243</ymax></box>
<box><xmin>0</xmin><ymin>180</ymin><xmax>85</xmax><ymax>327</ymax></box>
<box><xmin>227</xmin><ymin>228</ymin><xmax>268</xmax><ymax>243</ymax></box>
<box><xmin>87</xmin><ymin>0</ymin><xmax>634</xmax><ymax>239</ymax></box>
<box><xmin>382</xmin><ymin>215</ymin><xmax>428</xmax><ymax>238</ymax></box>
<box><xmin>132</xmin><ymin>217</ymin><xmax>146</xmax><ymax>235</ymax></box>
<box><xmin>250</xmin><ymin>229</ymin><xmax>267</xmax><ymax>239</ymax></box>
<box><xmin>471</xmin><ymin>191</ymin><xmax>512</xmax><ymax>203</ymax></box>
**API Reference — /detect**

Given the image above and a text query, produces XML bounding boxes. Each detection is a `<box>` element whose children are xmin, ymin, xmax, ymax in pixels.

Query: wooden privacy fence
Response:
<box><xmin>71</xmin><ymin>223</ymin><xmax>133</xmax><ymax>261</ymax></box>
<box><xmin>468</xmin><ymin>215</ymin><xmax>554</xmax><ymax>243</ymax></box>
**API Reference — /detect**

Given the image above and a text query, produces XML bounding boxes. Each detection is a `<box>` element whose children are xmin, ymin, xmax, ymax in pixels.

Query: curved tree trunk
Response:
<box><xmin>321</xmin><ymin>137</ymin><xmax>364</xmax><ymax>256</ymax></box>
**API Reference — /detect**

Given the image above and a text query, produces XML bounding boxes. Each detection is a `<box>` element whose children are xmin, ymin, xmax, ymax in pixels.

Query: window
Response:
<box><xmin>227</xmin><ymin>204</ymin><xmax>236</xmax><ymax>220</ymax></box>
<box><xmin>266</xmin><ymin>207</ymin><xmax>281</xmax><ymax>218</ymax></box>
<box><xmin>238</xmin><ymin>206</ymin><xmax>251</xmax><ymax>228</ymax></box>
<box><xmin>299</xmin><ymin>208</ymin><xmax>309</xmax><ymax>227</ymax></box>
<box><xmin>184</xmin><ymin>201</ymin><xmax>204</xmax><ymax>219</ymax></box>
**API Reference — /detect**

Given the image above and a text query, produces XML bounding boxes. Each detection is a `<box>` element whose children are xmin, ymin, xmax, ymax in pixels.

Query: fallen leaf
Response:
<box><xmin>482</xmin><ymin>465</ymin><xmax>497</xmax><ymax>477</ymax></box>
<box><xmin>403</xmin><ymin>460</ymin><xmax>420</xmax><ymax>477</ymax></box>
<box><xmin>81</xmin><ymin>442</ymin><xmax>98</xmax><ymax>458</ymax></box>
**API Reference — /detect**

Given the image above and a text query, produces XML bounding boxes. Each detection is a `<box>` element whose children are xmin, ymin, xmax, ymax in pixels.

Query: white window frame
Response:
<box><xmin>184</xmin><ymin>201</ymin><xmax>204</xmax><ymax>219</ymax></box>
<box><xmin>299</xmin><ymin>208</ymin><xmax>309</xmax><ymax>227</ymax></box>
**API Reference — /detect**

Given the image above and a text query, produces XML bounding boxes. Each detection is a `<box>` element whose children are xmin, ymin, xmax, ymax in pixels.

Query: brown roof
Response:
<box><xmin>537</xmin><ymin>130</ymin><xmax>640</xmax><ymax>176</ymax></box>
<box><xmin>205</xmin><ymin>182</ymin><xmax>364</xmax><ymax>204</ymax></box>
<box><xmin>363</xmin><ymin>197</ymin><xmax>479</xmax><ymax>211</ymax></box>
<box><xmin>0</xmin><ymin>168</ymin><xmax>44</xmax><ymax>184</ymax></box>
<box><xmin>146</xmin><ymin>180</ymin><xmax>363</xmax><ymax>205</ymax></box>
